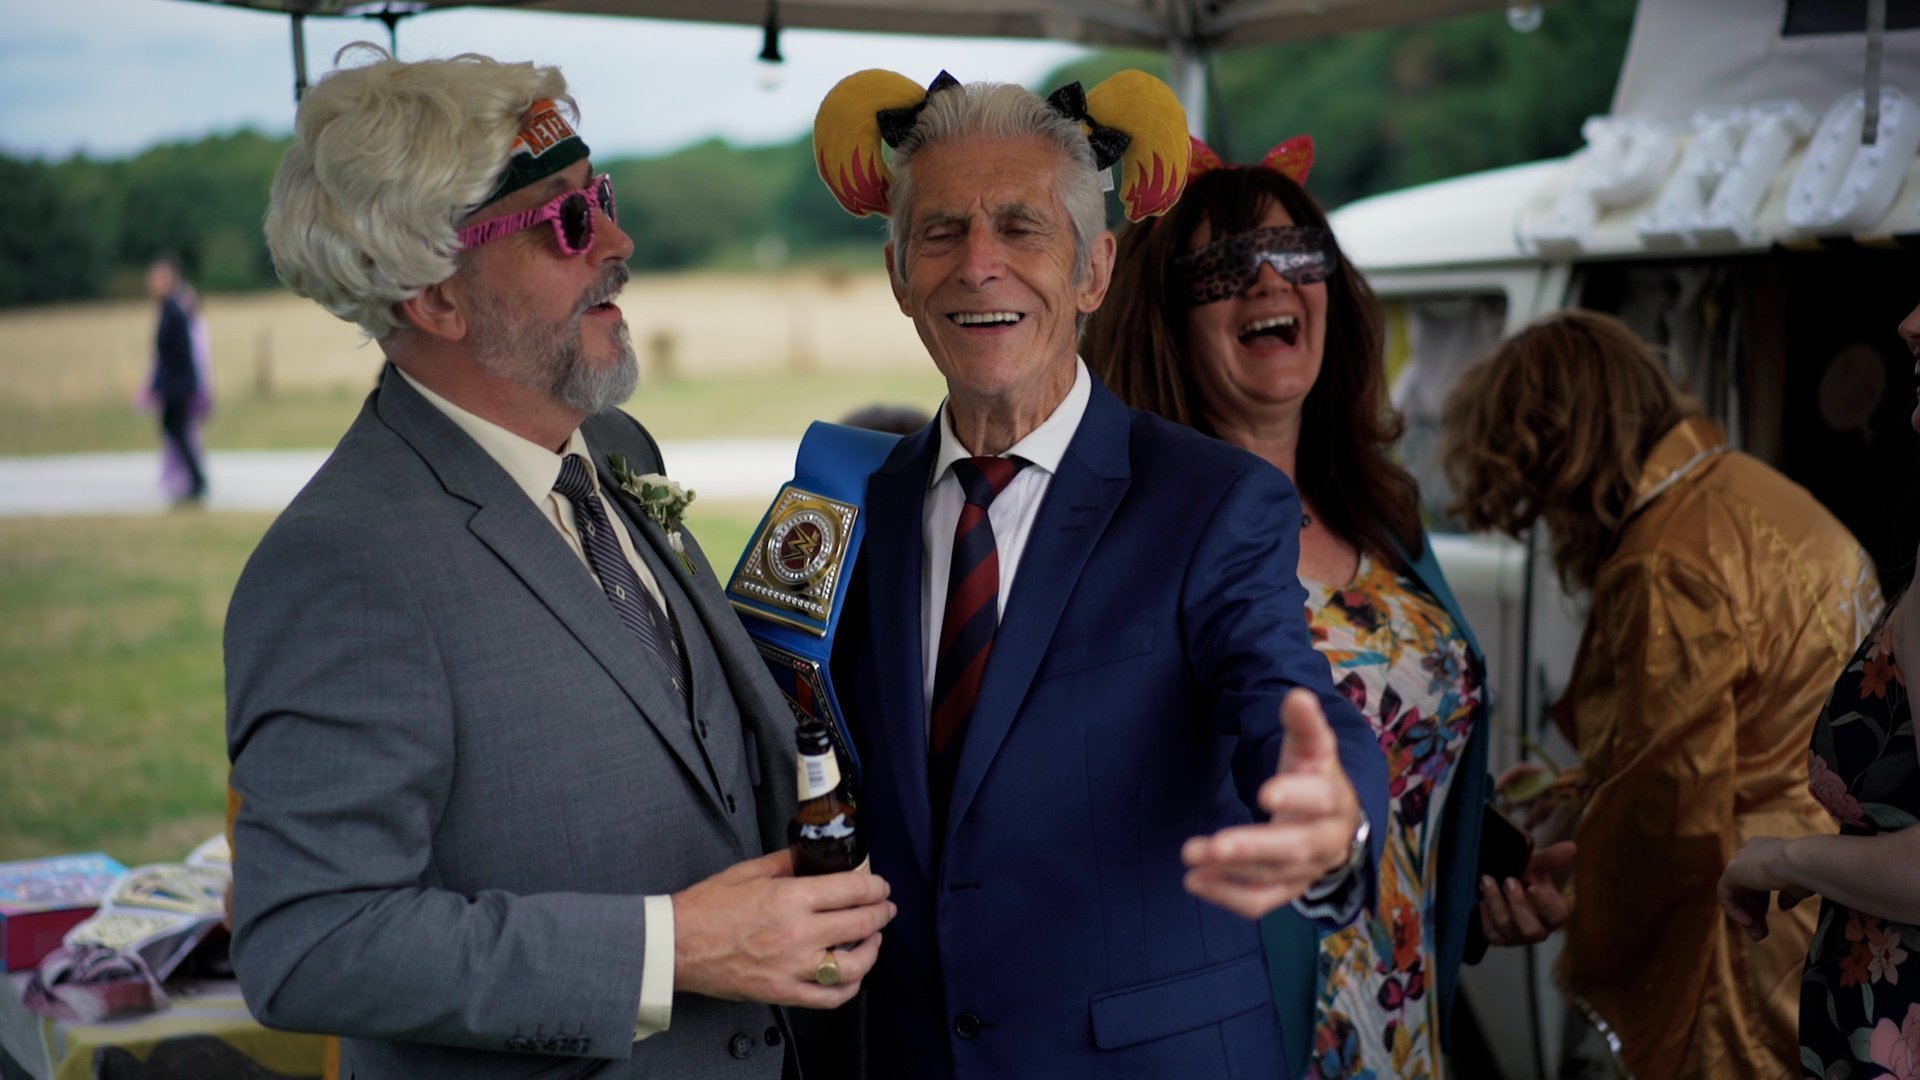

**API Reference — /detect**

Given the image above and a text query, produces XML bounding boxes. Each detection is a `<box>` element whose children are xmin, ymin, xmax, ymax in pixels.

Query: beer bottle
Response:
<box><xmin>789</xmin><ymin>715</ymin><xmax>865</xmax><ymax>876</ymax></box>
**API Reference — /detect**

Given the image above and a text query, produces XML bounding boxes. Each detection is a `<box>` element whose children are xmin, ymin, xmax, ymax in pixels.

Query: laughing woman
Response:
<box><xmin>1086</xmin><ymin>141</ymin><xmax>1509</xmax><ymax>1079</ymax></box>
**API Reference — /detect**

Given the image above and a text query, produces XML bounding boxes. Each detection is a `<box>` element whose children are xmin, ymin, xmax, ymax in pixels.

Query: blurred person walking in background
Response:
<box><xmin>143</xmin><ymin>255</ymin><xmax>207</xmax><ymax>504</ymax></box>
<box><xmin>1442</xmin><ymin>309</ymin><xmax>1882</xmax><ymax>1078</ymax></box>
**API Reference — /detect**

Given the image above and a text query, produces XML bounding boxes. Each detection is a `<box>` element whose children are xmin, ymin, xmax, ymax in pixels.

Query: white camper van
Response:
<box><xmin>1328</xmin><ymin>1</ymin><xmax>1920</xmax><ymax>1073</ymax></box>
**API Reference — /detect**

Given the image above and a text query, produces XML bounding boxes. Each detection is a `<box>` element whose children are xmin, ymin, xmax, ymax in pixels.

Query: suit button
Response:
<box><xmin>954</xmin><ymin>1012</ymin><xmax>981</xmax><ymax>1039</ymax></box>
<box><xmin>728</xmin><ymin>1032</ymin><xmax>755</xmax><ymax>1059</ymax></box>
<box><xmin>764</xmin><ymin>1026</ymin><xmax>783</xmax><ymax>1047</ymax></box>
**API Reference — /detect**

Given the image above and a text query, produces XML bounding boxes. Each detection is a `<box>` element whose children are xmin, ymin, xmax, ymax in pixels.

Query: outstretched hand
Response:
<box><xmin>1182</xmin><ymin>689</ymin><xmax>1362</xmax><ymax>919</ymax></box>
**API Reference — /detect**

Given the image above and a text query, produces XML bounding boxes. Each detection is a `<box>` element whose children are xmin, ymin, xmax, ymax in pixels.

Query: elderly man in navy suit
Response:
<box><xmin>813</xmin><ymin>71</ymin><xmax>1390</xmax><ymax>1078</ymax></box>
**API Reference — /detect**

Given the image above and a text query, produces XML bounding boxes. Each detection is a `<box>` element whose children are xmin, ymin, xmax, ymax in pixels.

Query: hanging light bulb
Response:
<box><xmin>1506</xmin><ymin>3</ymin><xmax>1543</xmax><ymax>33</ymax></box>
<box><xmin>755</xmin><ymin>0</ymin><xmax>785</xmax><ymax>92</ymax></box>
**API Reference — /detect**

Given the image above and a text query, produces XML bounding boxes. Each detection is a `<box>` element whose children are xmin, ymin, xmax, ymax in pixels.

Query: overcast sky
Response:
<box><xmin>0</xmin><ymin>0</ymin><xmax>1088</xmax><ymax>161</ymax></box>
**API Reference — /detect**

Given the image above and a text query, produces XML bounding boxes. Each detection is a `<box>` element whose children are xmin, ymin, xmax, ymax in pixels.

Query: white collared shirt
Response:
<box><xmin>921</xmin><ymin>359</ymin><xmax>1092</xmax><ymax>717</ymax></box>
<box><xmin>396</xmin><ymin>367</ymin><xmax>675</xmax><ymax>1040</ymax></box>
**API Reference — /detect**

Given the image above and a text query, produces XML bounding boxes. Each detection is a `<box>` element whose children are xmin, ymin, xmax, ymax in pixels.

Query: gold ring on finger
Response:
<box><xmin>814</xmin><ymin>950</ymin><xmax>842</xmax><ymax>987</ymax></box>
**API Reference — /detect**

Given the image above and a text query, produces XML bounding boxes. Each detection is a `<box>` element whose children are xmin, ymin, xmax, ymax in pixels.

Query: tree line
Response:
<box><xmin>0</xmin><ymin>0</ymin><xmax>1631</xmax><ymax>309</ymax></box>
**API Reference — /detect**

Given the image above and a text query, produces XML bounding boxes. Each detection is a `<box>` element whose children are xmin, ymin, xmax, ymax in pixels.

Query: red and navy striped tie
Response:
<box><xmin>929</xmin><ymin>455</ymin><xmax>1029</xmax><ymax>822</ymax></box>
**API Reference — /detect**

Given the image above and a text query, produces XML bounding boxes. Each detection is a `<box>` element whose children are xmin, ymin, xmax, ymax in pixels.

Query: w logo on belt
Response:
<box><xmin>929</xmin><ymin>455</ymin><xmax>1029</xmax><ymax>823</ymax></box>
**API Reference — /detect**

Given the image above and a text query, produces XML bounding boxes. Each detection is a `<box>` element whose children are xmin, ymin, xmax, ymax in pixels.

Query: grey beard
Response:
<box><xmin>472</xmin><ymin>294</ymin><xmax>639</xmax><ymax>415</ymax></box>
<box><xmin>552</xmin><ymin>319</ymin><xmax>639</xmax><ymax>414</ymax></box>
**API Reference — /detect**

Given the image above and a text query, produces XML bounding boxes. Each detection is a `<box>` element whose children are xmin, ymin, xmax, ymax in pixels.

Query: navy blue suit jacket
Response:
<box><xmin>832</xmin><ymin>377</ymin><xmax>1389</xmax><ymax>1079</ymax></box>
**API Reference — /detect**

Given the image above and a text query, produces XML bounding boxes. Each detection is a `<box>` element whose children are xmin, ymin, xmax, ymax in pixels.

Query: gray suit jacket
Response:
<box><xmin>225</xmin><ymin>368</ymin><xmax>798</xmax><ymax>1079</ymax></box>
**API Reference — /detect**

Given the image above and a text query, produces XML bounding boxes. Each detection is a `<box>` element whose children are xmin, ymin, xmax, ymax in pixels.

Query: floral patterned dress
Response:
<box><xmin>1302</xmin><ymin>552</ymin><xmax>1482</xmax><ymax>1080</ymax></box>
<box><xmin>1802</xmin><ymin>614</ymin><xmax>1920</xmax><ymax>1079</ymax></box>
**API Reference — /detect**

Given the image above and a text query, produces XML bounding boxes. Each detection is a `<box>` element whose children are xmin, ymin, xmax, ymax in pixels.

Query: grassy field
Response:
<box><xmin>0</xmin><ymin>505</ymin><xmax>768</xmax><ymax>866</ymax></box>
<box><xmin>0</xmin><ymin>368</ymin><xmax>949</xmax><ymax>456</ymax></box>
<box><xmin>0</xmin><ymin>271</ymin><xmax>941</xmax><ymax>865</ymax></box>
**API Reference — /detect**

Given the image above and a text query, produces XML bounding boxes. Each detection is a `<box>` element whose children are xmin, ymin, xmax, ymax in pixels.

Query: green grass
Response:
<box><xmin>0</xmin><ymin>369</ymin><xmax>947</xmax><ymax>456</ymax></box>
<box><xmin>0</xmin><ymin>503</ymin><xmax>769</xmax><ymax>867</ymax></box>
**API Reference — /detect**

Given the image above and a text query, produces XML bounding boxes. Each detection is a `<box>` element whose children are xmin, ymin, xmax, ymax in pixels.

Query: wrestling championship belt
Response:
<box><xmin>727</xmin><ymin>421</ymin><xmax>900</xmax><ymax>782</ymax></box>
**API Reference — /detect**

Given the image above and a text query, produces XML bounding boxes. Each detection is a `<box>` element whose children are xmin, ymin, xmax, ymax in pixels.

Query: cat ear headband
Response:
<box><xmin>1185</xmin><ymin>133</ymin><xmax>1314</xmax><ymax>187</ymax></box>
<box><xmin>813</xmin><ymin>68</ymin><xmax>1191</xmax><ymax>222</ymax></box>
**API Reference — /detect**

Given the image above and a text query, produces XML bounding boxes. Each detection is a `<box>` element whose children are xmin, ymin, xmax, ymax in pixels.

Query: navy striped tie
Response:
<box><xmin>553</xmin><ymin>455</ymin><xmax>689</xmax><ymax>707</ymax></box>
<box><xmin>929</xmin><ymin>455</ymin><xmax>1029</xmax><ymax>821</ymax></box>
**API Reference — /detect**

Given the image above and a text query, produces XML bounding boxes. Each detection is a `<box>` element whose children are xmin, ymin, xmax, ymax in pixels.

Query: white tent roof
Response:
<box><xmin>176</xmin><ymin>0</ymin><xmax>1511</xmax><ymax>49</ymax></box>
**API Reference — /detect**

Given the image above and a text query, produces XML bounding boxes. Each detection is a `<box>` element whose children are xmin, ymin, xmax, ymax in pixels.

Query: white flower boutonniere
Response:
<box><xmin>608</xmin><ymin>452</ymin><xmax>698</xmax><ymax>576</ymax></box>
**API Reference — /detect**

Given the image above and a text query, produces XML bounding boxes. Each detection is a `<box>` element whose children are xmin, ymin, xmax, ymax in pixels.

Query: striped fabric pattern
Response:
<box><xmin>929</xmin><ymin>455</ymin><xmax>1029</xmax><ymax>821</ymax></box>
<box><xmin>553</xmin><ymin>454</ymin><xmax>689</xmax><ymax>708</ymax></box>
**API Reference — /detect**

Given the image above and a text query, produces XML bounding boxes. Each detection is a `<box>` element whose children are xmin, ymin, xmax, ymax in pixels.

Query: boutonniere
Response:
<box><xmin>607</xmin><ymin>452</ymin><xmax>698</xmax><ymax>576</ymax></box>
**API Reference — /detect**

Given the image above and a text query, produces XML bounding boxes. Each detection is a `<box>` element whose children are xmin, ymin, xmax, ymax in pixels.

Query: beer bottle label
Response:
<box><xmin>796</xmin><ymin>750</ymin><xmax>841</xmax><ymax>800</ymax></box>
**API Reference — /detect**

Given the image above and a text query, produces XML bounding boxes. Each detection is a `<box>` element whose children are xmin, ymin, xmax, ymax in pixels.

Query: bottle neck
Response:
<box><xmin>796</xmin><ymin>746</ymin><xmax>841</xmax><ymax>800</ymax></box>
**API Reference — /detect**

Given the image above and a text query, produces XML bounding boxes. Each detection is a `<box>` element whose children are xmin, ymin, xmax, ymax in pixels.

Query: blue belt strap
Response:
<box><xmin>727</xmin><ymin>421</ymin><xmax>900</xmax><ymax>782</ymax></box>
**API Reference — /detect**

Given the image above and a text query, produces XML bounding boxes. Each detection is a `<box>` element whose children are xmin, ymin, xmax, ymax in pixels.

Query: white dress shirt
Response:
<box><xmin>398</xmin><ymin>369</ymin><xmax>675</xmax><ymax>1040</ymax></box>
<box><xmin>921</xmin><ymin>359</ymin><xmax>1091</xmax><ymax>718</ymax></box>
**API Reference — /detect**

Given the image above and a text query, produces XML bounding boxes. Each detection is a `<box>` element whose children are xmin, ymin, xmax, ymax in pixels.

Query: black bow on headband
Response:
<box><xmin>1045</xmin><ymin>81</ymin><xmax>1132</xmax><ymax>171</ymax></box>
<box><xmin>877</xmin><ymin>70</ymin><xmax>961</xmax><ymax>148</ymax></box>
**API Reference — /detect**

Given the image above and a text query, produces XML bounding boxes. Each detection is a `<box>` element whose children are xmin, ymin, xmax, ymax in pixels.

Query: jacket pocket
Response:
<box><xmin>1033</xmin><ymin>622</ymin><xmax>1155</xmax><ymax>684</ymax></box>
<box><xmin>1088</xmin><ymin>951</ymin><xmax>1273</xmax><ymax>1050</ymax></box>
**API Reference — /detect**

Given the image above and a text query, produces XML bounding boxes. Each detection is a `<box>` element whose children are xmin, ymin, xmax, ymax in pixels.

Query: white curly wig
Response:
<box><xmin>263</xmin><ymin>44</ymin><xmax>576</xmax><ymax>340</ymax></box>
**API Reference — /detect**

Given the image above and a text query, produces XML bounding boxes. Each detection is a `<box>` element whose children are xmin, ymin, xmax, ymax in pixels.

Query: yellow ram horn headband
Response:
<box><xmin>811</xmin><ymin>68</ymin><xmax>1189</xmax><ymax>223</ymax></box>
<box><xmin>813</xmin><ymin>69</ymin><xmax>939</xmax><ymax>217</ymax></box>
<box><xmin>1081</xmin><ymin>71</ymin><xmax>1191</xmax><ymax>221</ymax></box>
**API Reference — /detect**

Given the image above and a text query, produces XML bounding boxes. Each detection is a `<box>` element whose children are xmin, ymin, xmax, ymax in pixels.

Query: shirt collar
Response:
<box><xmin>930</xmin><ymin>358</ymin><xmax>1090</xmax><ymax>489</ymax></box>
<box><xmin>1627</xmin><ymin>416</ymin><xmax>1730</xmax><ymax>518</ymax></box>
<box><xmin>396</xmin><ymin>367</ymin><xmax>593</xmax><ymax>505</ymax></box>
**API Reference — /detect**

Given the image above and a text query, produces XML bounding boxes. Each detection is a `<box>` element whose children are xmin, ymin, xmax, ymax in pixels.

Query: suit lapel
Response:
<box><xmin>374</xmin><ymin>371</ymin><xmax>727</xmax><ymax>817</ymax></box>
<box><xmin>946</xmin><ymin>382</ymin><xmax>1132</xmax><ymax>840</ymax></box>
<box><xmin>862</xmin><ymin>427</ymin><xmax>940</xmax><ymax>882</ymax></box>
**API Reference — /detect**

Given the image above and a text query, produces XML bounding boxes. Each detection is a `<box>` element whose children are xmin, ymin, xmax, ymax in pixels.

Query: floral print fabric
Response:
<box><xmin>1802</xmin><ymin>615</ymin><xmax>1920</xmax><ymax>1079</ymax></box>
<box><xmin>1302</xmin><ymin>552</ymin><xmax>1481</xmax><ymax>1080</ymax></box>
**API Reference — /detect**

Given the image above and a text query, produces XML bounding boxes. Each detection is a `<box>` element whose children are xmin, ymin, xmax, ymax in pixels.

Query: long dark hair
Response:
<box><xmin>1084</xmin><ymin>166</ymin><xmax>1423</xmax><ymax>569</ymax></box>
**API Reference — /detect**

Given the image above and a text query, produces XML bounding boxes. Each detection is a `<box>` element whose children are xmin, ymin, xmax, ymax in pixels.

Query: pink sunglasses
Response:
<box><xmin>457</xmin><ymin>174</ymin><xmax>618</xmax><ymax>256</ymax></box>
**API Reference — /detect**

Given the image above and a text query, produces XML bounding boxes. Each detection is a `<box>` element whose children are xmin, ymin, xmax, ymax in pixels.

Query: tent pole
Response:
<box><xmin>1168</xmin><ymin>37</ymin><xmax>1208</xmax><ymax>137</ymax></box>
<box><xmin>289</xmin><ymin>12</ymin><xmax>310</xmax><ymax>102</ymax></box>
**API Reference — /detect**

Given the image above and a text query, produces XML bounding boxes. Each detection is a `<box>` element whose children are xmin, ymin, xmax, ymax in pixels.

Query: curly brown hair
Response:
<box><xmin>1083</xmin><ymin>166</ymin><xmax>1422</xmax><ymax>569</ymax></box>
<box><xmin>1441</xmin><ymin>309</ymin><xmax>1698</xmax><ymax>591</ymax></box>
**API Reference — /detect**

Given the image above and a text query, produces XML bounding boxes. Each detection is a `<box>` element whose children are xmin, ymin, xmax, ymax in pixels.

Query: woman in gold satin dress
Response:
<box><xmin>1442</xmin><ymin>310</ymin><xmax>1884</xmax><ymax>1078</ymax></box>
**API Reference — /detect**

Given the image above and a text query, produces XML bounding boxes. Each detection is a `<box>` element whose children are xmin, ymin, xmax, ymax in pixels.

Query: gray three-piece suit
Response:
<box><xmin>225</xmin><ymin>367</ymin><xmax>797</xmax><ymax>1078</ymax></box>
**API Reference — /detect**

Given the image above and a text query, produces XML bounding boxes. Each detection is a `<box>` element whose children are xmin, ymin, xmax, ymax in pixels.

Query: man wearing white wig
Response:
<box><xmin>225</xmin><ymin>46</ymin><xmax>892</xmax><ymax>1079</ymax></box>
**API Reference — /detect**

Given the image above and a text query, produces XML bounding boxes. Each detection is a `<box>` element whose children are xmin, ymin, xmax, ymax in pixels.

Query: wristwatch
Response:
<box><xmin>1340</xmin><ymin>808</ymin><xmax>1372</xmax><ymax>877</ymax></box>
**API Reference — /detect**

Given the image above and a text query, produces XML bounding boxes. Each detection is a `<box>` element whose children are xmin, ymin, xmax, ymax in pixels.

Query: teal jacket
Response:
<box><xmin>1262</xmin><ymin>530</ymin><xmax>1490</xmax><ymax>1076</ymax></box>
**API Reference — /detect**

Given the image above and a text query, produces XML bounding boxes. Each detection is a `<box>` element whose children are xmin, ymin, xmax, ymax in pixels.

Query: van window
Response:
<box><xmin>1385</xmin><ymin>294</ymin><xmax>1509</xmax><ymax>532</ymax></box>
<box><xmin>1572</xmin><ymin>251</ymin><xmax>1920</xmax><ymax>595</ymax></box>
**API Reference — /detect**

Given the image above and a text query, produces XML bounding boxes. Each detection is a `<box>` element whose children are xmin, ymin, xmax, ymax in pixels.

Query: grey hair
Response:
<box><xmin>263</xmin><ymin>44</ymin><xmax>574</xmax><ymax>340</ymax></box>
<box><xmin>887</xmin><ymin>81</ymin><xmax>1107</xmax><ymax>290</ymax></box>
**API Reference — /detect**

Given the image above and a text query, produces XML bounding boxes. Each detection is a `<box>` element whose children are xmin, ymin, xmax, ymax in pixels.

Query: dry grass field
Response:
<box><xmin>0</xmin><ymin>270</ymin><xmax>952</xmax><ymax>455</ymax></box>
<box><xmin>0</xmin><ymin>268</ymin><xmax>931</xmax><ymax>408</ymax></box>
<box><xmin>0</xmin><ymin>270</ymin><xmax>941</xmax><ymax>866</ymax></box>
